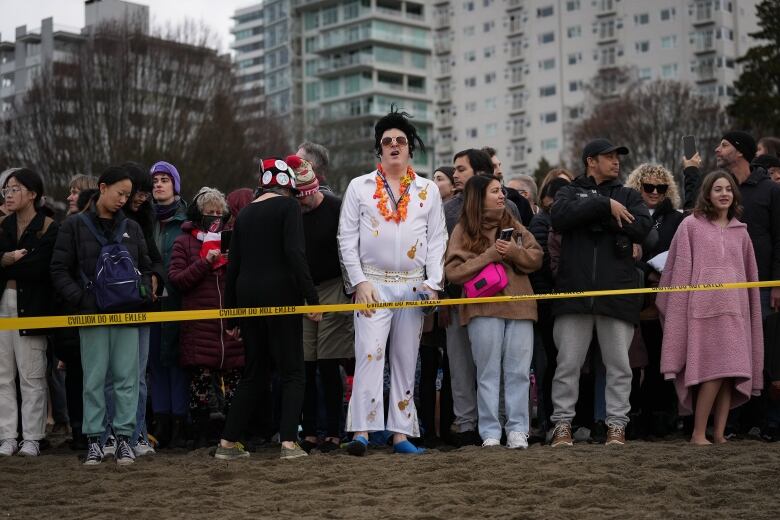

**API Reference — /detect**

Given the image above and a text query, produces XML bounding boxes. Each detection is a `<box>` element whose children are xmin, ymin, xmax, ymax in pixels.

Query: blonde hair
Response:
<box><xmin>68</xmin><ymin>174</ymin><xmax>98</xmax><ymax>192</ymax></box>
<box><xmin>625</xmin><ymin>163</ymin><xmax>681</xmax><ymax>209</ymax></box>
<box><xmin>194</xmin><ymin>187</ymin><xmax>228</xmax><ymax>214</ymax></box>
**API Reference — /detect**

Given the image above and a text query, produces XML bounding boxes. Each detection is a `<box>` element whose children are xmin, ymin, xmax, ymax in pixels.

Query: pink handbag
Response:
<box><xmin>463</xmin><ymin>262</ymin><xmax>508</xmax><ymax>298</ymax></box>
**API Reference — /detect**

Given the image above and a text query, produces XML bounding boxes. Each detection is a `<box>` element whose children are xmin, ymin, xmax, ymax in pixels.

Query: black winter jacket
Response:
<box><xmin>50</xmin><ymin>205</ymin><xmax>153</xmax><ymax>314</ymax></box>
<box><xmin>0</xmin><ymin>210</ymin><xmax>59</xmax><ymax>336</ymax></box>
<box><xmin>551</xmin><ymin>175</ymin><xmax>652</xmax><ymax>325</ymax></box>
<box><xmin>686</xmin><ymin>165</ymin><xmax>780</xmax><ymax>281</ymax></box>
<box><xmin>528</xmin><ymin>209</ymin><xmax>554</xmax><ymax>294</ymax></box>
<box><xmin>638</xmin><ymin>198</ymin><xmax>686</xmax><ymax>276</ymax></box>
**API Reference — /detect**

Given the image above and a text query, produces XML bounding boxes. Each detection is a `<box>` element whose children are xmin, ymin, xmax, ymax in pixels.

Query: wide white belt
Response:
<box><xmin>362</xmin><ymin>264</ymin><xmax>425</xmax><ymax>284</ymax></box>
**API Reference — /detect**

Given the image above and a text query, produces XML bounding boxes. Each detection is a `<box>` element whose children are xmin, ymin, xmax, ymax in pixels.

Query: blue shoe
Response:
<box><xmin>393</xmin><ymin>440</ymin><xmax>425</xmax><ymax>454</ymax></box>
<box><xmin>346</xmin><ymin>435</ymin><xmax>368</xmax><ymax>457</ymax></box>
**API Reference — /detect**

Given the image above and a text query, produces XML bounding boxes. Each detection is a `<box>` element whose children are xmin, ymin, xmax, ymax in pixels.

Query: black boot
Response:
<box><xmin>189</xmin><ymin>411</ymin><xmax>210</xmax><ymax>451</ymax></box>
<box><xmin>69</xmin><ymin>426</ymin><xmax>88</xmax><ymax>451</ymax></box>
<box><xmin>151</xmin><ymin>413</ymin><xmax>172</xmax><ymax>449</ymax></box>
<box><xmin>169</xmin><ymin>415</ymin><xmax>188</xmax><ymax>450</ymax></box>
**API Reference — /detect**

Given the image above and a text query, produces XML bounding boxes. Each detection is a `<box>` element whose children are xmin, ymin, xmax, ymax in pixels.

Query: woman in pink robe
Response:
<box><xmin>657</xmin><ymin>170</ymin><xmax>763</xmax><ymax>445</ymax></box>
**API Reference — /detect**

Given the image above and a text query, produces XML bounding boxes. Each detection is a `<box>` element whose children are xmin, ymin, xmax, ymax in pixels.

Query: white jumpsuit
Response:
<box><xmin>338</xmin><ymin>170</ymin><xmax>447</xmax><ymax>436</ymax></box>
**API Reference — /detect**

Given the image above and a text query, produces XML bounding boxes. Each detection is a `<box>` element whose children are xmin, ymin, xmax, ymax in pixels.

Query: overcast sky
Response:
<box><xmin>0</xmin><ymin>0</ymin><xmax>250</xmax><ymax>52</ymax></box>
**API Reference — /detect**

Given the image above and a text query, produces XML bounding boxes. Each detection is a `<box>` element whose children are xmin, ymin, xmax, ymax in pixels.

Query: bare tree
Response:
<box><xmin>2</xmin><ymin>20</ymin><xmax>276</xmax><ymax>198</ymax></box>
<box><xmin>569</xmin><ymin>79</ymin><xmax>728</xmax><ymax>181</ymax></box>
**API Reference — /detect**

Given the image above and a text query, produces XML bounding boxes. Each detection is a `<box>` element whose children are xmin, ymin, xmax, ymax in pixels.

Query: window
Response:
<box><xmin>568</xmin><ymin>52</ymin><xmax>582</xmax><ymax>65</ymax></box>
<box><xmin>569</xmin><ymin>107</ymin><xmax>583</xmax><ymax>119</ymax></box>
<box><xmin>539</xmin><ymin>85</ymin><xmax>556</xmax><ymax>97</ymax></box>
<box><xmin>466</xmin><ymin>127</ymin><xmax>478</xmax><ymax>139</ymax></box>
<box><xmin>483</xmin><ymin>21</ymin><xmax>495</xmax><ymax>32</ymax></box>
<box><xmin>464</xmin><ymin>50</ymin><xmax>476</xmax><ymax>62</ymax></box>
<box><xmin>485</xmin><ymin>97</ymin><xmax>497</xmax><ymax>110</ymax></box>
<box><xmin>485</xmin><ymin>123</ymin><xmax>498</xmax><ymax>137</ymax></box>
<box><xmin>541</xmin><ymin>111</ymin><xmax>557</xmax><ymax>123</ymax></box>
<box><xmin>408</xmin><ymin>76</ymin><xmax>425</xmax><ymax>93</ymax></box>
<box><xmin>323</xmin><ymin>78</ymin><xmax>340</xmax><ymax>98</ymax></box>
<box><xmin>322</xmin><ymin>6</ymin><xmax>338</xmax><ymax>25</ymax></box>
<box><xmin>465</xmin><ymin>101</ymin><xmax>477</xmax><ymax>112</ymax></box>
<box><xmin>538</xmin><ymin>32</ymin><xmax>555</xmax><ymax>44</ymax></box>
<box><xmin>568</xmin><ymin>80</ymin><xmax>581</xmax><ymax>92</ymax></box>
<box><xmin>660</xmin><ymin>8</ymin><xmax>675</xmax><ymax>21</ymax></box>
<box><xmin>541</xmin><ymin>138</ymin><xmax>559</xmax><ymax>151</ymax></box>
<box><xmin>635</xmin><ymin>40</ymin><xmax>650</xmax><ymax>53</ymax></box>
<box><xmin>305</xmin><ymin>82</ymin><xmax>320</xmax><ymax>102</ymax></box>
<box><xmin>540</xmin><ymin>58</ymin><xmax>556</xmax><ymax>70</ymax></box>
<box><xmin>464</xmin><ymin>25</ymin><xmax>475</xmax><ymax>37</ymax></box>
<box><xmin>634</xmin><ymin>13</ymin><xmax>649</xmax><ymax>25</ymax></box>
<box><xmin>661</xmin><ymin>63</ymin><xmax>678</xmax><ymax>79</ymax></box>
<box><xmin>537</xmin><ymin>5</ymin><xmax>554</xmax><ymax>17</ymax></box>
<box><xmin>484</xmin><ymin>46</ymin><xmax>495</xmax><ymax>58</ymax></box>
<box><xmin>639</xmin><ymin>67</ymin><xmax>652</xmax><ymax>80</ymax></box>
<box><xmin>567</xmin><ymin>26</ymin><xmax>581</xmax><ymax>38</ymax></box>
<box><xmin>566</xmin><ymin>1</ymin><xmax>580</xmax><ymax>11</ymax></box>
<box><xmin>485</xmin><ymin>72</ymin><xmax>496</xmax><ymax>84</ymax></box>
<box><xmin>463</xmin><ymin>1</ymin><xmax>475</xmax><ymax>11</ymax></box>
<box><xmin>661</xmin><ymin>35</ymin><xmax>677</xmax><ymax>49</ymax></box>
<box><xmin>465</xmin><ymin>77</ymin><xmax>477</xmax><ymax>87</ymax></box>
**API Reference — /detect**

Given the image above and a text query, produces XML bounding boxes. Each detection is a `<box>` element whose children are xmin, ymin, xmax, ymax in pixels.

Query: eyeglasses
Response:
<box><xmin>135</xmin><ymin>191</ymin><xmax>150</xmax><ymax>201</ymax></box>
<box><xmin>0</xmin><ymin>186</ymin><xmax>26</xmax><ymax>198</ymax></box>
<box><xmin>642</xmin><ymin>183</ymin><xmax>669</xmax><ymax>195</ymax></box>
<box><xmin>381</xmin><ymin>136</ymin><xmax>408</xmax><ymax>148</ymax></box>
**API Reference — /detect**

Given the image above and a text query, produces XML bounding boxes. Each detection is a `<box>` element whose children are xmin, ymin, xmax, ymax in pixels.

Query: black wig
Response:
<box><xmin>373</xmin><ymin>104</ymin><xmax>426</xmax><ymax>159</ymax></box>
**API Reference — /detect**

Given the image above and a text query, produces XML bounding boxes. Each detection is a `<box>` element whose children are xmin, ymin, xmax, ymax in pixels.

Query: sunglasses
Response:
<box><xmin>642</xmin><ymin>183</ymin><xmax>669</xmax><ymax>195</ymax></box>
<box><xmin>381</xmin><ymin>136</ymin><xmax>408</xmax><ymax>147</ymax></box>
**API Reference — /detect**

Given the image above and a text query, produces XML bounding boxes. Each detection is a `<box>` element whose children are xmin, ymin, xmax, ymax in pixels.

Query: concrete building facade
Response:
<box><xmin>231</xmin><ymin>3</ymin><xmax>266</xmax><ymax>126</ymax></box>
<box><xmin>433</xmin><ymin>0</ymin><xmax>761</xmax><ymax>175</ymax></box>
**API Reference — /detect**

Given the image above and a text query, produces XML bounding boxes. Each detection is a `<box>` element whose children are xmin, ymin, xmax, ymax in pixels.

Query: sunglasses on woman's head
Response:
<box><xmin>381</xmin><ymin>136</ymin><xmax>408</xmax><ymax>147</ymax></box>
<box><xmin>642</xmin><ymin>183</ymin><xmax>669</xmax><ymax>195</ymax></box>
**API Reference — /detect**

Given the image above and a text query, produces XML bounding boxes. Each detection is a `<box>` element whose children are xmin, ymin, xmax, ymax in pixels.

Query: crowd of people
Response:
<box><xmin>1</xmin><ymin>108</ymin><xmax>779</xmax><ymax>466</ymax></box>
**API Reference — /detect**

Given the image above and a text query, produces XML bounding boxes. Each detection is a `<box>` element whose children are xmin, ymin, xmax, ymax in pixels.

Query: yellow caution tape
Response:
<box><xmin>1</xmin><ymin>280</ymin><xmax>778</xmax><ymax>331</ymax></box>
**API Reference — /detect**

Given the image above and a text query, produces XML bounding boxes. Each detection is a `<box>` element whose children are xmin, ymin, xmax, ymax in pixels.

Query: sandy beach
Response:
<box><xmin>2</xmin><ymin>436</ymin><xmax>779</xmax><ymax>519</ymax></box>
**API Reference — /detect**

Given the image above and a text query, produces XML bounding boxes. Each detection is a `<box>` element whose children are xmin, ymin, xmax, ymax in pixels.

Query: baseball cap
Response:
<box><xmin>582</xmin><ymin>139</ymin><xmax>629</xmax><ymax>165</ymax></box>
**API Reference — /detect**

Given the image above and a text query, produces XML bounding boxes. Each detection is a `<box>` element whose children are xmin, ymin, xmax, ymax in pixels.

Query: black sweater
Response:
<box><xmin>0</xmin><ymin>210</ymin><xmax>59</xmax><ymax>335</ymax></box>
<box><xmin>225</xmin><ymin>196</ymin><xmax>318</xmax><ymax>310</ymax></box>
<box><xmin>302</xmin><ymin>192</ymin><xmax>342</xmax><ymax>285</ymax></box>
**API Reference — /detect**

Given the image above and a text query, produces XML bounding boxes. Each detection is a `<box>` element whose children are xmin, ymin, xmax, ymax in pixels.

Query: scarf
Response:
<box><xmin>190</xmin><ymin>223</ymin><xmax>227</xmax><ymax>270</ymax></box>
<box><xmin>155</xmin><ymin>198</ymin><xmax>180</xmax><ymax>222</ymax></box>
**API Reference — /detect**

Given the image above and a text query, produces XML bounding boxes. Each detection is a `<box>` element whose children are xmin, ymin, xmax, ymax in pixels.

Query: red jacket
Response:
<box><xmin>168</xmin><ymin>222</ymin><xmax>244</xmax><ymax>369</ymax></box>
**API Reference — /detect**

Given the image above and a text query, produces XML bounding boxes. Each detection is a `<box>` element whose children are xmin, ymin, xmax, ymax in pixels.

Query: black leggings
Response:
<box><xmin>419</xmin><ymin>344</ymin><xmax>453</xmax><ymax>438</ymax></box>
<box><xmin>301</xmin><ymin>359</ymin><xmax>343</xmax><ymax>438</ymax></box>
<box><xmin>223</xmin><ymin>315</ymin><xmax>304</xmax><ymax>443</ymax></box>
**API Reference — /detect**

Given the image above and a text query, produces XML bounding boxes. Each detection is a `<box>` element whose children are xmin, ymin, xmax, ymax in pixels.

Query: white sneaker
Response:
<box><xmin>0</xmin><ymin>439</ymin><xmax>18</xmax><ymax>456</ymax></box>
<box><xmin>481</xmin><ymin>438</ymin><xmax>501</xmax><ymax>447</ymax></box>
<box><xmin>17</xmin><ymin>440</ymin><xmax>40</xmax><ymax>457</ymax></box>
<box><xmin>507</xmin><ymin>431</ymin><xmax>529</xmax><ymax>450</ymax></box>
<box><xmin>133</xmin><ymin>437</ymin><xmax>155</xmax><ymax>457</ymax></box>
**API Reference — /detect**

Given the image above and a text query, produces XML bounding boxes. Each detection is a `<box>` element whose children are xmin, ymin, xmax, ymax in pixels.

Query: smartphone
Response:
<box><xmin>499</xmin><ymin>228</ymin><xmax>514</xmax><ymax>241</ymax></box>
<box><xmin>683</xmin><ymin>135</ymin><xmax>697</xmax><ymax>160</ymax></box>
<box><xmin>417</xmin><ymin>292</ymin><xmax>437</xmax><ymax>316</ymax></box>
<box><xmin>220</xmin><ymin>230</ymin><xmax>233</xmax><ymax>254</ymax></box>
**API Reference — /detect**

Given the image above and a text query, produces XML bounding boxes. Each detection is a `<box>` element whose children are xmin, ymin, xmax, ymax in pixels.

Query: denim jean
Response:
<box><xmin>467</xmin><ymin>317</ymin><xmax>534</xmax><ymax>441</ymax></box>
<box><xmin>103</xmin><ymin>326</ymin><xmax>151</xmax><ymax>443</ymax></box>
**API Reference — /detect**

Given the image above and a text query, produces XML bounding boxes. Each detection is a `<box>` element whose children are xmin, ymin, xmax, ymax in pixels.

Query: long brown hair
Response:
<box><xmin>459</xmin><ymin>175</ymin><xmax>518</xmax><ymax>253</ymax></box>
<box><xmin>694</xmin><ymin>170</ymin><xmax>743</xmax><ymax>221</ymax></box>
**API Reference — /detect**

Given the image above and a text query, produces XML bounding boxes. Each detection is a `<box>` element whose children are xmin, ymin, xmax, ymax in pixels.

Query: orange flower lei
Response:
<box><xmin>374</xmin><ymin>164</ymin><xmax>415</xmax><ymax>223</ymax></box>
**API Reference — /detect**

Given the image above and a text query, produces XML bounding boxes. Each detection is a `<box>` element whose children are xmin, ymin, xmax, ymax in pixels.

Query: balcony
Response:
<box><xmin>434</xmin><ymin>14</ymin><xmax>451</xmax><ymax>30</ymax></box>
<box><xmin>0</xmin><ymin>85</ymin><xmax>14</xmax><ymax>98</ymax></box>
<box><xmin>434</xmin><ymin>39</ymin><xmax>451</xmax><ymax>55</ymax></box>
<box><xmin>597</xmin><ymin>28</ymin><xmax>618</xmax><ymax>45</ymax></box>
<box><xmin>695</xmin><ymin>66</ymin><xmax>717</xmax><ymax>83</ymax></box>
<box><xmin>436</xmin><ymin>89</ymin><xmax>451</xmax><ymax>103</ymax></box>
<box><xmin>596</xmin><ymin>0</ymin><xmax>617</xmax><ymax>17</ymax></box>
<box><xmin>316</xmin><ymin>53</ymin><xmax>374</xmax><ymax>76</ymax></box>
<box><xmin>318</xmin><ymin>27</ymin><xmax>431</xmax><ymax>54</ymax></box>
<box><xmin>693</xmin><ymin>5</ymin><xmax>716</xmax><ymax>26</ymax></box>
<box><xmin>437</xmin><ymin>112</ymin><xmax>453</xmax><ymax>128</ymax></box>
<box><xmin>693</xmin><ymin>37</ymin><xmax>716</xmax><ymax>54</ymax></box>
<box><xmin>508</xmin><ymin>19</ymin><xmax>523</xmax><ymax>37</ymax></box>
<box><xmin>507</xmin><ymin>0</ymin><xmax>523</xmax><ymax>12</ymax></box>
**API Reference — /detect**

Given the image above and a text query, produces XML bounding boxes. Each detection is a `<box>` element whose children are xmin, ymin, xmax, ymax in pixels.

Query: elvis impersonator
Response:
<box><xmin>338</xmin><ymin>107</ymin><xmax>447</xmax><ymax>455</ymax></box>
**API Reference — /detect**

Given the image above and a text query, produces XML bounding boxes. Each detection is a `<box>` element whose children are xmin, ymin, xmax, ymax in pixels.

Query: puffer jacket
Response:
<box><xmin>168</xmin><ymin>221</ymin><xmax>243</xmax><ymax>369</ymax></box>
<box><xmin>551</xmin><ymin>174</ymin><xmax>651</xmax><ymax>325</ymax></box>
<box><xmin>50</xmin><ymin>204</ymin><xmax>153</xmax><ymax>314</ymax></box>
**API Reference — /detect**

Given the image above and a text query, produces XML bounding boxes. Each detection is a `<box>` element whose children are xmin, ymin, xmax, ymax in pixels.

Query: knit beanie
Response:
<box><xmin>286</xmin><ymin>155</ymin><xmax>320</xmax><ymax>198</ymax></box>
<box><xmin>722</xmin><ymin>131</ymin><xmax>757</xmax><ymax>163</ymax></box>
<box><xmin>149</xmin><ymin>161</ymin><xmax>181</xmax><ymax>195</ymax></box>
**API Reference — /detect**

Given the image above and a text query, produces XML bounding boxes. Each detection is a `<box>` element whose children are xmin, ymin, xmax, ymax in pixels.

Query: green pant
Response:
<box><xmin>80</xmin><ymin>326</ymin><xmax>139</xmax><ymax>438</ymax></box>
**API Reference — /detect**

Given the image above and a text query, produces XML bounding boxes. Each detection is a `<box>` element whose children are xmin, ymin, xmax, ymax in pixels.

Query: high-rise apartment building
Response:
<box><xmin>433</xmin><ymin>0</ymin><xmax>761</xmax><ymax>175</ymax></box>
<box><xmin>231</xmin><ymin>3</ymin><xmax>266</xmax><ymax>128</ymax></box>
<box><xmin>294</xmin><ymin>0</ymin><xmax>434</xmax><ymax>184</ymax></box>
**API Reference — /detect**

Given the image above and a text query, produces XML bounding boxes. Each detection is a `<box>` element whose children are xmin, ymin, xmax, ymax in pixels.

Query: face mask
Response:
<box><xmin>201</xmin><ymin>215</ymin><xmax>222</xmax><ymax>232</ymax></box>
